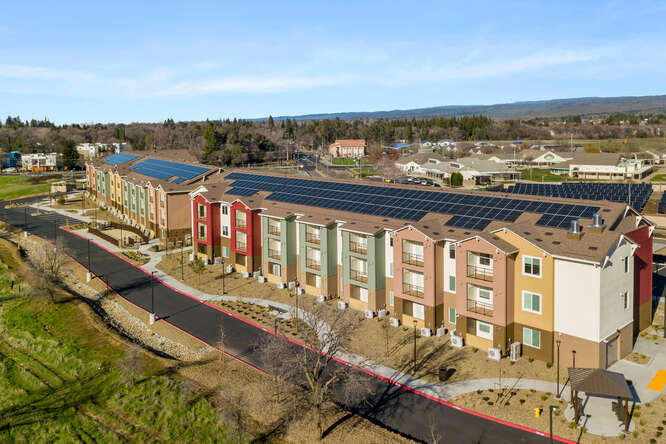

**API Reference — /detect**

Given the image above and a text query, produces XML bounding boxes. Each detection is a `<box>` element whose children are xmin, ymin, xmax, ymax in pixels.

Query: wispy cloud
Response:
<box><xmin>0</xmin><ymin>64</ymin><xmax>95</xmax><ymax>82</ymax></box>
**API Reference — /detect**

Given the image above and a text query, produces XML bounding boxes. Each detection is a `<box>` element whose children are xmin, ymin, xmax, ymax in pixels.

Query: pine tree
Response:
<box><xmin>62</xmin><ymin>139</ymin><xmax>80</xmax><ymax>170</ymax></box>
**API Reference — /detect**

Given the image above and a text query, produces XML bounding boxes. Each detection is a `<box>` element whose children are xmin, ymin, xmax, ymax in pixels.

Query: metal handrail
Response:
<box><xmin>350</xmin><ymin>269</ymin><xmax>368</xmax><ymax>283</ymax></box>
<box><xmin>467</xmin><ymin>264</ymin><xmax>493</xmax><ymax>282</ymax></box>
<box><xmin>402</xmin><ymin>282</ymin><xmax>424</xmax><ymax>297</ymax></box>
<box><xmin>402</xmin><ymin>251</ymin><xmax>424</xmax><ymax>266</ymax></box>
<box><xmin>466</xmin><ymin>298</ymin><xmax>494</xmax><ymax>317</ymax></box>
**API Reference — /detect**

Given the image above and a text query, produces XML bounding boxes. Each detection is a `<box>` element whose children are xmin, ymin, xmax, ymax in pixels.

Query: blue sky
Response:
<box><xmin>1</xmin><ymin>0</ymin><xmax>665</xmax><ymax>123</ymax></box>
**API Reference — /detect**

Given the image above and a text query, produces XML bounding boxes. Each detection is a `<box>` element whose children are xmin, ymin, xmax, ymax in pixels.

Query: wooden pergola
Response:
<box><xmin>568</xmin><ymin>368</ymin><xmax>634</xmax><ymax>432</ymax></box>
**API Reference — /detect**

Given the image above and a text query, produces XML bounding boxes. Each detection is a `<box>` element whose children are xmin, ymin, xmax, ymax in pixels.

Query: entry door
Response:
<box><xmin>606</xmin><ymin>337</ymin><xmax>619</xmax><ymax>367</ymax></box>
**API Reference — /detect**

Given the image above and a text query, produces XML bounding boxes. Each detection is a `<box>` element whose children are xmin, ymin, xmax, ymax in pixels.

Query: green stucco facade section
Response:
<box><xmin>299</xmin><ymin>222</ymin><xmax>337</xmax><ymax>277</ymax></box>
<box><xmin>261</xmin><ymin>216</ymin><xmax>297</xmax><ymax>267</ymax></box>
<box><xmin>341</xmin><ymin>230</ymin><xmax>386</xmax><ymax>291</ymax></box>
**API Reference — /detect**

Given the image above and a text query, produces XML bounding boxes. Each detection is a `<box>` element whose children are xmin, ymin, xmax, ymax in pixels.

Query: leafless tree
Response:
<box><xmin>258</xmin><ymin>302</ymin><xmax>372</xmax><ymax>439</ymax></box>
<box><xmin>118</xmin><ymin>344</ymin><xmax>144</xmax><ymax>386</ymax></box>
<box><xmin>32</xmin><ymin>245</ymin><xmax>66</xmax><ymax>301</ymax></box>
<box><xmin>188</xmin><ymin>257</ymin><xmax>206</xmax><ymax>286</ymax></box>
<box><xmin>216</xmin><ymin>322</ymin><xmax>226</xmax><ymax>373</ymax></box>
<box><xmin>427</xmin><ymin>412</ymin><xmax>443</xmax><ymax>444</ymax></box>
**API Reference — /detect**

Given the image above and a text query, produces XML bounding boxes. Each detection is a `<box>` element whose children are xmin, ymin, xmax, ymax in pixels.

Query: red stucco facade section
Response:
<box><xmin>192</xmin><ymin>195</ymin><xmax>220</xmax><ymax>247</ymax></box>
<box><xmin>230</xmin><ymin>201</ymin><xmax>262</xmax><ymax>257</ymax></box>
<box><xmin>626</xmin><ymin>225</ymin><xmax>653</xmax><ymax>307</ymax></box>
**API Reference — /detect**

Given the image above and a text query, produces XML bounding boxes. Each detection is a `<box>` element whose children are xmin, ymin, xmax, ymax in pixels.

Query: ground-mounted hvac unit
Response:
<box><xmin>337</xmin><ymin>300</ymin><xmax>347</xmax><ymax>310</ymax></box>
<box><xmin>510</xmin><ymin>342</ymin><xmax>522</xmax><ymax>362</ymax></box>
<box><xmin>389</xmin><ymin>317</ymin><xmax>400</xmax><ymax>327</ymax></box>
<box><xmin>252</xmin><ymin>271</ymin><xmax>260</xmax><ymax>278</ymax></box>
<box><xmin>242</xmin><ymin>272</ymin><xmax>250</xmax><ymax>278</ymax></box>
<box><xmin>377</xmin><ymin>309</ymin><xmax>387</xmax><ymax>319</ymax></box>
<box><xmin>436</xmin><ymin>327</ymin><xmax>447</xmax><ymax>337</ymax></box>
<box><xmin>277</xmin><ymin>282</ymin><xmax>286</xmax><ymax>289</ymax></box>
<box><xmin>450</xmin><ymin>334</ymin><xmax>463</xmax><ymax>348</ymax></box>
<box><xmin>488</xmin><ymin>347</ymin><xmax>501</xmax><ymax>361</ymax></box>
<box><xmin>288</xmin><ymin>281</ymin><xmax>296</xmax><ymax>289</ymax></box>
<box><xmin>420</xmin><ymin>327</ymin><xmax>432</xmax><ymax>337</ymax></box>
<box><xmin>189</xmin><ymin>253</ymin><xmax>195</xmax><ymax>262</ymax></box>
<box><xmin>296</xmin><ymin>287</ymin><xmax>304</xmax><ymax>295</ymax></box>
<box><xmin>364</xmin><ymin>310</ymin><xmax>375</xmax><ymax>319</ymax></box>
<box><xmin>257</xmin><ymin>276</ymin><xmax>266</xmax><ymax>284</ymax></box>
<box><xmin>316</xmin><ymin>294</ymin><xmax>325</xmax><ymax>303</ymax></box>
<box><xmin>214</xmin><ymin>257</ymin><xmax>222</xmax><ymax>265</ymax></box>
<box><xmin>225</xmin><ymin>265</ymin><xmax>233</xmax><ymax>274</ymax></box>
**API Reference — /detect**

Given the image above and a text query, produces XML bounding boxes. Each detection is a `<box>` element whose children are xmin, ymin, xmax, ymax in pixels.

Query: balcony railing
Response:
<box><xmin>402</xmin><ymin>282</ymin><xmax>424</xmax><ymax>298</ymax></box>
<box><xmin>268</xmin><ymin>249</ymin><xmax>281</xmax><ymax>260</ymax></box>
<box><xmin>306</xmin><ymin>233</ymin><xmax>320</xmax><ymax>244</ymax></box>
<box><xmin>268</xmin><ymin>225</ymin><xmax>281</xmax><ymax>236</ymax></box>
<box><xmin>402</xmin><ymin>251</ymin><xmax>424</xmax><ymax>267</ymax></box>
<box><xmin>235</xmin><ymin>241</ymin><xmax>247</xmax><ymax>252</ymax></box>
<box><xmin>467</xmin><ymin>264</ymin><xmax>494</xmax><ymax>282</ymax></box>
<box><xmin>235</xmin><ymin>220</ymin><xmax>247</xmax><ymax>229</ymax></box>
<box><xmin>467</xmin><ymin>298</ymin><xmax>494</xmax><ymax>317</ymax></box>
<box><xmin>350</xmin><ymin>269</ymin><xmax>368</xmax><ymax>283</ymax></box>
<box><xmin>306</xmin><ymin>258</ymin><xmax>321</xmax><ymax>270</ymax></box>
<box><xmin>349</xmin><ymin>241</ymin><xmax>368</xmax><ymax>255</ymax></box>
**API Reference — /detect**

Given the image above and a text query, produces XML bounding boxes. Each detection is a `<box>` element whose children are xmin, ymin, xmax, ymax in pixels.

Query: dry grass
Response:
<box><xmin>625</xmin><ymin>352</ymin><xmax>651</xmax><ymax>365</ymax></box>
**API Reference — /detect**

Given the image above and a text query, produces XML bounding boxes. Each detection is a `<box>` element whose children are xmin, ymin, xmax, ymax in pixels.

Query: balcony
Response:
<box><xmin>268</xmin><ymin>249</ymin><xmax>281</xmax><ymax>260</ymax></box>
<box><xmin>350</xmin><ymin>269</ymin><xmax>368</xmax><ymax>283</ymax></box>
<box><xmin>466</xmin><ymin>298</ymin><xmax>494</xmax><ymax>317</ymax></box>
<box><xmin>402</xmin><ymin>282</ymin><xmax>424</xmax><ymax>298</ymax></box>
<box><xmin>306</xmin><ymin>233</ymin><xmax>320</xmax><ymax>244</ymax></box>
<box><xmin>349</xmin><ymin>241</ymin><xmax>368</xmax><ymax>255</ymax></box>
<box><xmin>235</xmin><ymin>241</ymin><xmax>247</xmax><ymax>252</ymax></box>
<box><xmin>402</xmin><ymin>251</ymin><xmax>424</xmax><ymax>267</ymax></box>
<box><xmin>306</xmin><ymin>258</ymin><xmax>321</xmax><ymax>270</ymax></box>
<box><xmin>466</xmin><ymin>265</ymin><xmax>493</xmax><ymax>282</ymax></box>
<box><xmin>236</xmin><ymin>220</ymin><xmax>247</xmax><ymax>230</ymax></box>
<box><xmin>268</xmin><ymin>225</ymin><xmax>281</xmax><ymax>236</ymax></box>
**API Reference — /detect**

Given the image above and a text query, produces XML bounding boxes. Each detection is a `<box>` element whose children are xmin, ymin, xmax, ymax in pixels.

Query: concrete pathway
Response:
<box><xmin>30</xmin><ymin>198</ymin><xmax>666</xmax><ymax>438</ymax></box>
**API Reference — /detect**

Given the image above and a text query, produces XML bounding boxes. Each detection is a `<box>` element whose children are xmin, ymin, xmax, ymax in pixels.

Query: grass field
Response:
<box><xmin>0</xmin><ymin>239</ymin><xmax>236</xmax><ymax>443</ymax></box>
<box><xmin>520</xmin><ymin>168</ymin><xmax>564</xmax><ymax>182</ymax></box>
<box><xmin>331</xmin><ymin>157</ymin><xmax>369</xmax><ymax>165</ymax></box>
<box><xmin>347</xmin><ymin>167</ymin><xmax>378</xmax><ymax>177</ymax></box>
<box><xmin>0</xmin><ymin>176</ymin><xmax>55</xmax><ymax>201</ymax></box>
<box><xmin>651</xmin><ymin>174</ymin><xmax>666</xmax><ymax>182</ymax></box>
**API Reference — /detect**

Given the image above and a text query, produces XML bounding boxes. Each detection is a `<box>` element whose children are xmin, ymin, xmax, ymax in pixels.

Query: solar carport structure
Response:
<box><xmin>226</xmin><ymin>172</ymin><xmax>601</xmax><ymax>231</ymax></box>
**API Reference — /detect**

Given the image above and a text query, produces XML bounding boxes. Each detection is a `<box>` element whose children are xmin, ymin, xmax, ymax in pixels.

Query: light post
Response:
<box><xmin>221</xmin><ymin>256</ymin><xmax>226</xmax><ymax>295</ymax></box>
<box><xmin>549</xmin><ymin>405</ymin><xmax>558</xmax><ymax>443</ymax></box>
<box><xmin>413</xmin><ymin>320</ymin><xmax>418</xmax><ymax>372</ymax></box>
<box><xmin>555</xmin><ymin>339</ymin><xmax>562</xmax><ymax>398</ymax></box>
<box><xmin>295</xmin><ymin>289</ymin><xmax>299</xmax><ymax>332</ymax></box>
<box><xmin>150</xmin><ymin>270</ymin><xmax>157</xmax><ymax>325</ymax></box>
<box><xmin>570</xmin><ymin>350</ymin><xmax>576</xmax><ymax>406</ymax></box>
<box><xmin>87</xmin><ymin>238</ymin><xmax>91</xmax><ymax>270</ymax></box>
<box><xmin>179</xmin><ymin>240</ymin><xmax>184</xmax><ymax>281</ymax></box>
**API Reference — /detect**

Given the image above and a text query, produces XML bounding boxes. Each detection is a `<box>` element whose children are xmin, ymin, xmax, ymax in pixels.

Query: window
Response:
<box><xmin>523</xmin><ymin>256</ymin><xmax>541</xmax><ymax>277</ymax></box>
<box><xmin>359</xmin><ymin>288</ymin><xmax>368</xmax><ymax>303</ymax></box>
<box><xmin>522</xmin><ymin>291</ymin><xmax>542</xmax><ymax>314</ymax></box>
<box><xmin>271</xmin><ymin>263</ymin><xmax>281</xmax><ymax>276</ymax></box>
<box><xmin>222</xmin><ymin>246</ymin><xmax>229</xmax><ymax>258</ymax></box>
<box><xmin>413</xmin><ymin>303</ymin><xmax>425</xmax><ymax>320</ymax></box>
<box><xmin>197</xmin><ymin>223</ymin><xmax>206</xmax><ymax>241</ymax></box>
<box><xmin>235</xmin><ymin>210</ymin><xmax>247</xmax><ymax>229</ymax></box>
<box><xmin>449</xmin><ymin>276</ymin><xmax>456</xmax><ymax>292</ymax></box>
<box><xmin>478</xmin><ymin>287</ymin><xmax>492</xmax><ymax>301</ymax></box>
<box><xmin>477</xmin><ymin>321</ymin><xmax>493</xmax><ymax>340</ymax></box>
<box><xmin>222</xmin><ymin>225</ymin><xmax>229</xmax><ymax>237</ymax></box>
<box><xmin>523</xmin><ymin>327</ymin><xmax>541</xmax><ymax>349</ymax></box>
<box><xmin>449</xmin><ymin>244</ymin><xmax>455</xmax><ymax>259</ymax></box>
<box><xmin>221</xmin><ymin>205</ymin><xmax>228</xmax><ymax>215</ymax></box>
<box><xmin>389</xmin><ymin>262</ymin><xmax>394</xmax><ymax>277</ymax></box>
<box><xmin>448</xmin><ymin>307</ymin><xmax>456</xmax><ymax>324</ymax></box>
<box><xmin>622</xmin><ymin>291</ymin><xmax>628</xmax><ymax>309</ymax></box>
<box><xmin>197</xmin><ymin>203</ymin><xmax>206</xmax><ymax>219</ymax></box>
<box><xmin>389</xmin><ymin>236</ymin><xmax>393</xmax><ymax>247</ymax></box>
<box><xmin>389</xmin><ymin>291</ymin><xmax>394</xmax><ymax>307</ymax></box>
<box><xmin>624</xmin><ymin>257</ymin><xmax>629</xmax><ymax>273</ymax></box>
<box><xmin>478</xmin><ymin>253</ymin><xmax>492</xmax><ymax>267</ymax></box>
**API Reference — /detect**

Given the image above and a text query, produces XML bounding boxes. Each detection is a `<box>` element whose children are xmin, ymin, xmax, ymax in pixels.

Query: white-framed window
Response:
<box><xmin>449</xmin><ymin>244</ymin><xmax>455</xmax><ymax>259</ymax></box>
<box><xmin>624</xmin><ymin>257</ymin><xmax>629</xmax><ymax>273</ymax></box>
<box><xmin>476</xmin><ymin>320</ymin><xmax>493</xmax><ymax>340</ymax></box>
<box><xmin>448</xmin><ymin>307</ymin><xmax>456</xmax><ymax>324</ymax></box>
<box><xmin>523</xmin><ymin>327</ymin><xmax>541</xmax><ymax>349</ymax></box>
<box><xmin>315</xmin><ymin>275</ymin><xmax>321</xmax><ymax>289</ymax></box>
<box><xmin>522</xmin><ymin>291</ymin><xmax>542</xmax><ymax>314</ymax></box>
<box><xmin>221</xmin><ymin>205</ymin><xmax>228</xmax><ymax>215</ymax></box>
<box><xmin>449</xmin><ymin>276</ymin><xmax>456</xmax><ymax>292</ymax></box>
<box><xmin>622</xmin><ymin>291</ymin><xmax>628</xmax><ymax>309</ymax></box>
<box><xmin>197</xmin><ymin>203</ymin><xmax>206</xmax><ymax>219</ymax></box>
<box><xmin>478</xmin><ymin>253</ymin><xmax>492</xmax><ymax>267</ymax></box>
<box><xmin>389</xmin><ymin>262</ymin><xmax>394</xmax><ymax>277</ymax></box>
<box><xmin>222</xmin><ymin>246</ymin><xmax>229</xmax><ymax>258</ymax></box>
<box><xmin>359</xmin><ymin>287</ymin><xmax>368</xmax><ymax>303</ymax></box>
<box><xmin>412</xmin><ymin>303</ymin><xmax>425</xmax><ymax>320</ymax></box>
<box><xmin>222</xmin><ymin>225</ymin><xmax>229</xmax><ymax>236</ymax></box>
<box><xmin>389</xmin><ymin>290</ymin><xmax>394</xmax><ymax>306</ymax></box>
<box><xmin>197</xmin><ymin>222</ymin><xmax>206</xmax><ymax>240</ymax></box>
<box><xmin>523</xmin><ymin>256</ymin><xmax>542</xmax><ymax>277</ymax></box>
<box><xmin>271</xmin><ymin>263</ymin><xmax>281</xmax><ymax>276</ymax></box>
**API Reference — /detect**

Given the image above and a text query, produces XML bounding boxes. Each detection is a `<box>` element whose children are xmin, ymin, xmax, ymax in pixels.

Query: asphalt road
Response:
<box><xmin>0</xmin><ymin>197</ymin><xmax>552</xmax><ymax>444</ymax></box>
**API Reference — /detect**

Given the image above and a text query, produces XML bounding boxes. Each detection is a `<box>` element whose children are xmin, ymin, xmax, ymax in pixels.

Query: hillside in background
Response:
<box><xmin>267</xmin><ymin>94</ymin><xmax>666</xmax><ymax>121</ymax></box>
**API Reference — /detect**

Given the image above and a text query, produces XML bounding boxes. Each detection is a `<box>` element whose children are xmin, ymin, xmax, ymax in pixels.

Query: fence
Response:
<box><xmin>108</xmin><ymin>221</ymin><xmax>149</xmax><ymax>243</ymax></box>
<box><xmin>88</xmin><ymin>227</ymin><xmax>120</xmax><ymax>247</ymax></box>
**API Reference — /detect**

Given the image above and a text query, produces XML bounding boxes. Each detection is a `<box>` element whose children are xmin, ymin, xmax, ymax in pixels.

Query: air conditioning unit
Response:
<box><xmin>316</xmin><ymin>294</ymin><xmax>325</xmax><ymax>303</ymax></box>
<box><xmin>436</xmin><ymin>327</ymin><xmax>447</xmax><ymax>337</ymax></box>
<box><xmin>252</xmin><ymin>271</ymin><xmax>260</xmax><ymax>278</ymax></box>
<box><xmin>510</xmin><ymin>342</ymin><xmax>522</xmax><ymax>362</ymax></box>
<box><xmin>257</xmin><ymin>276</ymin><xmax>266</xmax><ymax>283</ymax></box>
<box><xmin>214</xmin><ymin>257</ymin><xmax>222</xmax><ymax>265</ymax></box>
<box><xmin>450</xmin><ymin>335</ymin><xmax>463</xmax><ymax>348</ymax></box>
<box><xmin>225</xmin><ymin>265</ymin><xmax>233</xmax><ymax>274</ymax></box>
<box><xmin>337</xmin><ymin>300</ymin><xmax>347</xmax><ymax>310</ymax></box>
<box><xmin>296</xmin><ymin>287</ymin><xmax>304</xmax><ymax>295</ymax></box>
<box><xmin>288</xmin><ymin>281</ymin><xmax>296</xmax><ymax>289</ymax></box>
<box><xmin>488</xmin><ymin>347</ymin><xmax>501</xmax><ymax>361</ymax></box>
<box><xmin>189</xmin><ymin>253</ymin><xmax>195</xmax><ymax>261</ymax></box>
<box><xmin>277</xmin><ymin>282</ymin><xmax>286</xmax><ymax>289</ymax></box>
<box><xmin>365</xmin><ymin>310</ymin><xmax>375</xmax><ymax>319</ymax></box>
<box><xmin>242</xmin><ymin>272</ymin><xmax>250</xmax><ymax>278</ymax></box>
<box><xmin>389</xmin><ymin>317</ymin><xmax>400</xmax><ymax>327</ymax></box>
<box><xmin>420</xmin><ymin>327</ymin><xmax>432</xmax><ymax>337</ymax></box>
<box><xmin>377</xmin><ymin>309</ymin><xmax>387</xmax><ymax>319</ymax></box>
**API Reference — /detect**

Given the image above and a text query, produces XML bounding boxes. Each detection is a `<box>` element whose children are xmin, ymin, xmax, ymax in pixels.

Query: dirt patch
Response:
<box><xmin>625</xmin><ymin>351</ymin><xmax>651</xmax><ymax>365</ymax></box>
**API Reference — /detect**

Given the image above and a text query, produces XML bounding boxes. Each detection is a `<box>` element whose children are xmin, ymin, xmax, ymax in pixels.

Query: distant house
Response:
<box><xmin>21</xmin><ymin>153</ymin><xmax>60</xmax><ymax>172</ymax></box>
<box><xmin>328</xmin><ymin>139</ymin><xmax>367</xmax><ymax>158</ymax></box>
<box><xmin>77</xmin><ymin>142</ymin><xmax>127</xmax><ymax>159</ymax></box>
<box><xmin>2</xmin><ymin>151</ymin><xmax>21</xmax><ymax>169</ymax></box>
<box><xmin>437</xmin><ymin>139</ymin><xmax>456</xmax><ymax>148</ymax></box>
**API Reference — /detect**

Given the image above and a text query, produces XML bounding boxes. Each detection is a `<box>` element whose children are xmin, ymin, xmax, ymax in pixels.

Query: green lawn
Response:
<box><xmin>651</xmin><ymin>174</ymin><xmax>666</xmax><ymax>182</ymax></box>
<box><xmin>0</xmin><ymin>176</ymin><xmax>54</xmax><ymax>201</ymax></box>
<box><xmin>0</xmin><ymin>242</ymin><xmax>236</xmax><ymax>443</ymax></box>
<box><xmin>520</xmin><ymin>168</ymin><xmax>564</xmax><ymax>182</ymax></box>
<box><xmin>347</xmin><ymin>167</ymin><xmax>378</xmax><ymax>178</ymax></box>
<box><xmin>331</xmin><ymin>157</ymin><xmax>370</xmax><ymax>165</ymax></box>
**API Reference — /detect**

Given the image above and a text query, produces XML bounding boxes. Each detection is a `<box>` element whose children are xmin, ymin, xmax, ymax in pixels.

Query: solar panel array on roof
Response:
<box><xmin>103</xmin><ymin>153</ymin><xmax>138</xmax><ymax>166</ymax></box>
<box><xmin>504</xmin><ymin>182</ymin><xmax>652</xmax><ymax>212</ymax></box>
<box><xmin>226</xmin><ymin>172</ymin><xmax>600</xmax><ymax>231</ymax></box>
<box><xmin>130</xmin><ymin>158</ymin><xmax>210</xmax><ymax>183</ymax></box>
<box><xmin>658</xmin><ymin>193</ymin><xmax>666</xmax><ymax>214</ymax></box>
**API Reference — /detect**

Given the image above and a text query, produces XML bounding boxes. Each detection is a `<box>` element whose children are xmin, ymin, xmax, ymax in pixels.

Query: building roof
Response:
<box><xmin>568</xmin><ymin>368</ymin><xmax>633</xmax><ymax>399</ymax></box>
<box><xmin>554</xmin><ymin>152</ymin><xmax>623</xmax><ymax>168</ymax></box>
<box><xmin>452</xmin><ymin>158</ymin><xmax>514</xmax><ymax>173</ymax></box>
<box><xmin>329</xmin><ymin>139</ymin><xmax>366</xmax><ymax>147</ymax></box>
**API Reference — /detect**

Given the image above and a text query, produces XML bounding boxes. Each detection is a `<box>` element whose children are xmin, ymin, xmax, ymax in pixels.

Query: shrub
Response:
<box><xmin>519</xmin><ymin>399</ymin><xmax>525</xmax><ymax>404</ymax></box>
<box><xmin>476</xmin><ymin>390</ymin><xmax>483</xmax><ymax>394</ymax></box>
<box><xmin>540</xmin><ymin>395</ymin><xmax>548</xmax><ymax>401</ymax></box>
<box><xmin>632</xmin><ymin>411</ymin><xmax>640</xmax><ymax>418</ymax></box>
<box><xmin>633</xmin><ymin>431</ymin><xmax>639</xmax><ymax>438</ymax></box>
<box><xmin>568</xmin><ymin>422</ymin><xmax>577</xmax><ymax>430</ymax></box>
<box><xmin>640</xmin><ymin>419</ymin><xmax>646</xmax><ymax>426</ymax></box>
<box><xmin>528</xmin><ymin>357</ymin><xmax>534</xmax><ymax>363</ymax></box>
<box><xmin>482</xmin><ymin>396</ymin><xmax>489</xmax><ymax>401</ymax></box>
<box><xmin>546</xmin><ymin>362</ymin><xmax>553</xmax><ymax>368</ymax></box>
<box><xmin>472</xmin><ymin>347</ymin><xmax>478</xmax><ymax>353</ymax></box>
<box><xmin>57</xmin><ymin>197</ymin><xmax>66</xmax><ymax>205</ymax></box>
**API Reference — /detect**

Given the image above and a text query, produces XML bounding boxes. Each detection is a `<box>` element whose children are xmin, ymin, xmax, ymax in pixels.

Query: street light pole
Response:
<box><xmin>413</xmin><ymin>320</ymin><xmax>418</xmax><ymax>372</ymax></box>
<box><xmin>556</xmin><ymin>339</ymin><xmax>561</xmax><ymax>398</ymax></box>
<box><xmin>549</xmin><ymin>405</ymin><xmax>558</xmax><ymax>443</ymax></box>
<box><xmin>150</xmin><ymin>270</ymin><xmax>157</xmax><ymax>324</ymax></box>
<box><xmin>180</xmin><ymin>240</ymin><xmax>184</xmax><ymax>281</ymax></box>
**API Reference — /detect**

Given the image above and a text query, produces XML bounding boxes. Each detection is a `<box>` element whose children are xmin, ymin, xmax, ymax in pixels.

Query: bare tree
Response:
<box><xmin>427</xmin><ymin>412</ymin><xmax>443</xmax><ymax>444</ymax></box>
<box><xmin>32</xmin><ymin>245</ymin><xmax>66</xmax><ymax>301</ymax></box>
<box><xmin>216</xmin><ymin>322</ymin><xmax>226</xmax><ymax>373</ymax></box>
<box><xmin>188</xmin><ymin>257</ymin><xmax>206</xmax><ymax>286</ymax></box>
<box><xmin>258</xmin><ymin>302</ymin><xmax>372</xmax><ymax>439</ymax></box>
<box><xmin>118</xmin><ymin>344</ymin><xmax>144</xmax><ymax>386</ymax></box>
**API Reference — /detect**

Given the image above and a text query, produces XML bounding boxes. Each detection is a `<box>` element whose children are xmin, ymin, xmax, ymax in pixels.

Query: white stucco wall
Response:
<box><xmin>444</xmin><ymin>240</ymin><xmax>456</xmax><ymax>293</ymax></box>
<box><xmin>220</xmin><ymin>203</ymin><xmax>230</xmax><ymax>238</ymax></box>
<box><xmin>599</xmin><ymin>238</ymin><xmax>634</xmax><ymax>341</ymax></box>
<box><xmin>385</xmin><ymin>231</ymin><xmax>394</xmax><ymax>278</ymax></box>
<box><xmin>554</xmin><ymin>258</ymin><xmax>601</xmax><ymax>342</ymax></box>
<box><xmin>336</xmin><ymin>224</ymin><xmax>343</xmax><ymax>266</ymax></box>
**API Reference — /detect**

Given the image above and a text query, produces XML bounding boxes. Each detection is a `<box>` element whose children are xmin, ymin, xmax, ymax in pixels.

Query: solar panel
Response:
<box><xmin>130</xmin><ymin>158</ymin><xmax>210</xmax><ymax>183</ymax></box>
<box><xmin>103</xmin><ymin>153</ymin><xmax>138</xmax><ymax>165</ymax></box>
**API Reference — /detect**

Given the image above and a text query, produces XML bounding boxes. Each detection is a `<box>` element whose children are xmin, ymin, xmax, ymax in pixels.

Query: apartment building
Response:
<box><xmin>328</xmin><ymin>139</ymin><xmax>367</xmax><ymax>158</ymax></box>
<box><xmin>181</xmin><ymin>171</ymin><xmax>652</xmax><ymax>370</ymax></box>
<box><xmin>21</xmin><ymin>153</ymin><xmax>60</xmax><ymax>172</ymax></box>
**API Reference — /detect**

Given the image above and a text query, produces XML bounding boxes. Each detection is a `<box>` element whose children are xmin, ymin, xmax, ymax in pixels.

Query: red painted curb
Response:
<box><xmin>60</xmin><ymin>225</ymin><xmax>574</xmax><ymax>443</ymax></box>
